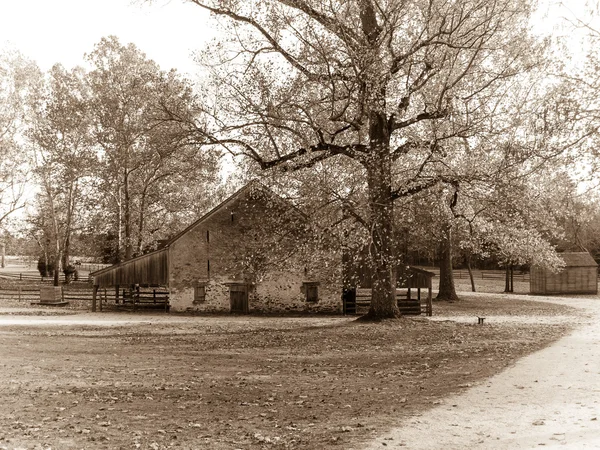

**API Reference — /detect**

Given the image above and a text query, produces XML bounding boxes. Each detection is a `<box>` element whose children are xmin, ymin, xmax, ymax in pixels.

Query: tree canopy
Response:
<box><xmin>161</xmin><ymin>0</ymin><xmax>550</xmax><ymax>317</ymax></box>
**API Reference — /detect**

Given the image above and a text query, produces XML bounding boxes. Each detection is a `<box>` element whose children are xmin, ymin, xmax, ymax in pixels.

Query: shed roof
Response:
<box><xmin>560</xmin><ymin>252</ymin><xmax>598</xmax><ymax>267</ymax></box>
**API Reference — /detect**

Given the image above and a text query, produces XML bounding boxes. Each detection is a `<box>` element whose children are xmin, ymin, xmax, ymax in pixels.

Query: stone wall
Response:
<box><xmin>171</xmin><ymin>272</ymin><xmax>341</xmax><ymax>314</ymax></box>
<box><xmin>167</xmin><ymin>186</ymin><xmax>342</xmax><ymax>313</ymax></box>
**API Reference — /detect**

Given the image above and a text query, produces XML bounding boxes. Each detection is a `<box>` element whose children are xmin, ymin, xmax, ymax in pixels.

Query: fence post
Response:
<box><xmin>92</xmin><ymin>285</ymin><xmax>98</xmax><ymax>312</ymax></box>
<box><xmin>99</xmin><ymin>288</ymin><xmax>105</xmax><ymax>312</ymax></box>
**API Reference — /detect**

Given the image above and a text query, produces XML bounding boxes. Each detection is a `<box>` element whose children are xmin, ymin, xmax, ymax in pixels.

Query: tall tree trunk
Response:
<box><xmin>53</xmin><ymin>246</ymin><xmax>61</xmax><ymax>287</ymax></box>
<box><xmin>504</xmin><ymin>265</ymin><xmax>514</xmax><ymax>292</ymax></box>
<box><xmin>43</xmin><ymin>241</ymin><xmax>50</xmax><ymax>278</ymax></box>
<box><xmin>123</xmin><ymin>169</ymin><xmax>133</xmax><ymax>260</ymax></box>
<box><xmin>117</xmin><ymin>185</ymin><xmax>122</xmax><ymax>262</ymax></box>
<box><xmin>61</xmin><ymin>182</ymin><xmax>77</xmax><ymax>270</ymax></box>
<box><xmin>365</xmin><ymin>116</ymin><xmax>398</xmax><ymax>318</ymax></box>
<box><xmin>465</xmin><ymin>252</ymin><xmax>476</xmax><ymax>292</ymax></box>
<box><xmin>437</xmin><ymin>225</ymin><xmax>459</xmax><ymax>301</ymax></box>
<box><xmin>62</xmin><ymin>235</ymin><xmax>70</xmax><ymax>269</ymax></box>
<box><xmin>136</xmin><ymin>189</ymin><xmax>147</xmax><ymax>256</ymax></box>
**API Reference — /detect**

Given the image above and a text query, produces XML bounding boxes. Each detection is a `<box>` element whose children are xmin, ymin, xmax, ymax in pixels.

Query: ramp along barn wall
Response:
<box><xmin>91</xmin><ymin>182</ymin><xmax>341</xmax><ymax>313</ymax></box>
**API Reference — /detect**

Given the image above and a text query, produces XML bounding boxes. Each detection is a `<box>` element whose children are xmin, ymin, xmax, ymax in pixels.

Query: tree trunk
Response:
<box><xmin>364</xmin><ymin>117</ymin><xmax>398</xmax><ymax>319</ymax></box>
<box><xmin>123</xmin><ymin>170</ymin><xmax>133</xmax><ymax>260</ymax></box>
<box><xmin>62</xmin><ymin>235</ymin><xmax>70</xmax><ymax>271</ymax></box>
<box><xmin>43</xmin><ymin>241</ymin><xmax>50</xmax><ymax>278</ymax></box>
<box><xmin>61</xmin><ymin>181</ymin><xmax>77</xmax><ymax>270</ymax></box>
<box><xmin>117</xmin><ymin>185</ymin><xmax>123</xmax><ymax>262</ymax></box>
<box><xmin>504</xmin><ymin>265</ymin><xmax>514</xmax><ymax>293</ymax></box>
<box><xmin>436</xmin><ymin>226</ymin><xmax>459</xmax><ymax>301</ymax></box>
<box><xmin>53</xmin><ymin>251</ymin><xmax>61</xmax><ymax>287</ymax></box>
<box><xmin>136</xmin><ymin>190</ymin><xmax>147</xmax><ymax>256</ymax></box>
<box><xmin>510</xmin><ymin>265</ymin><xmax>514</xmax><ymax>292</ymax></box>
<box><xmin>465</xmin><ymin>252</ymin><xmax>476</xmax><ymax>292</ymax></box>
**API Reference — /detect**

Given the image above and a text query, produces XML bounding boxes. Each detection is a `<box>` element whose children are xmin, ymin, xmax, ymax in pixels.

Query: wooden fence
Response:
<box><xmin>0</xmin><ymin>273</ymin><xmax>66</xmax><ymax>283</ymax></box>
<box><xmin>94</xmin><ymin>286</ymin><xmax>170</xmax><ymax>312</ymax></box>
<box><xmin>453</xmin><ymin>270</ymin><xmax>530</xmax><ymax>282</ymax></box>
<box><xmin>0</xmin><ymin>284</ymin><xmax>94</xmax><ymax>308</ymax></box>
<box><xmin>0</xmin><ymin>283</ymin><xmax>169</xmax><ymax>311</ymax></box>
<box><xmin>351</xmin><ymin>288</ymin><xmax>428</xmax><ymax>316</ymax></box>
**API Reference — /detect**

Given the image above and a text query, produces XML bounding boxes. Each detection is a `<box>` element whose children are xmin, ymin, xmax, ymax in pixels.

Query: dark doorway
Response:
<box><xmin>229</xmin><ymin>284</ymin><xmax>249</xmax><ymax>313</ymax></box>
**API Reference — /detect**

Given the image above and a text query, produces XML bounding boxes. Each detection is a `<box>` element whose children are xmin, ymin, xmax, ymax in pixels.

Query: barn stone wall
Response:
<box><xmin>170</xmin><ymin>273</ymin><xmax>341</xmax><ymax>314</ymax></box>
<box><xmin>249</xmin><ymin>271</ymin><xmax>341</xmax><ymax>314</ymax></box>
<box><xmin>167</xmin><ymin>187</ymin><xmax>342</xmax><ymax>313</ymax></box>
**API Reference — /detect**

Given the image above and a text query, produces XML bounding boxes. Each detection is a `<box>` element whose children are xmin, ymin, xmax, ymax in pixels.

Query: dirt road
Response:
<box><xmin>365</xmin><ymin>293</ymin><xmax>600</xmax><ymax>449</ymax></box>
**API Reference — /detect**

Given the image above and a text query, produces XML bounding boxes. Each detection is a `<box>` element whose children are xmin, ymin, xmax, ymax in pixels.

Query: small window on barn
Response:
<box><xmin>207</xmin><ymin>260</ymin><xmax>210</xmax><ymax>277</ymax></box>
<box><xmin>303</xmin><ymin>282</ymin><xmax>320</xmax><ymax>303</ymax></box>
<box><xmin>231</xmin><ymin>211</ymin><xmax>235</xmax><ymax>223</ymax></box>
<box><xmin>206</xmin><ymin>230</ymin><xmax>209</xmax><ymax>243</ymax></box>
<box><xmin>194</xmin><ymin>282</ymin><xmax>206</xmax><ymax>304</ymax></box>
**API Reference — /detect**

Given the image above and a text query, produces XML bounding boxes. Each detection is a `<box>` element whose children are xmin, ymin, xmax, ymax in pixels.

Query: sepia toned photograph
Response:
<box><xmin>0</xmin><ymin>0</ymin><xmax>599</xmax><ymax>448</ymax></box>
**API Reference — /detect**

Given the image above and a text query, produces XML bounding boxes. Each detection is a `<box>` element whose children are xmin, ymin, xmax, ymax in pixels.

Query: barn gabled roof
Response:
<box><xmin>163</xmin><ymin>181</ymin><xmax>256</xmax><ymax>247</ymax></box>
<box><xmin>90</xmin><ymin>180</ymin><xmax>304</xmax><ymax>285</ymax></box>
<box><xmin>164</xmin><ymin>179</ymin><xmax>306</xmax><ymax>247</ymax></box>
<box><xmin>560</xmin><ymin>252</ymin><xmax>598</xmax><ymax>267</ymax></box>
<box><xmin>90</xmin><ymin>182</ymin><xmax>256</xmax><ymax>281</ymax></box>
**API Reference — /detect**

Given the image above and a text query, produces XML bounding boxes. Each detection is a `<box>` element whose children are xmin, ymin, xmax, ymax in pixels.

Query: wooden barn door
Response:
<box><xmin>229</xmin><ymin>284</ymin><xmax>249</xmax><ymax>313</ymax></box>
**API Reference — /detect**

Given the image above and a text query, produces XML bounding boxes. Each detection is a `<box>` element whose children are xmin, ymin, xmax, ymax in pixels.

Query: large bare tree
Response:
<box><xmin>161</xmin><ymin>0</ymin><xmax>541</xmax><ymax>317</ymax></box>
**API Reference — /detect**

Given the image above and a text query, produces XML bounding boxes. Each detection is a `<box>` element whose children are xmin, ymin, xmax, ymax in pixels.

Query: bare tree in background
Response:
<box><xmin>0</xmin><ymin>50</ymin><xmax>39</xmax><ymax>228</ymax></box>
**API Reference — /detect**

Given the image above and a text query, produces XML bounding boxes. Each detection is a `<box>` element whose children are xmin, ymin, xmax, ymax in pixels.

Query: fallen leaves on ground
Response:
<box><xmin>0</xmin><ymin>297</ymin><xmax>575</xmax><ymax>449</ymax></box>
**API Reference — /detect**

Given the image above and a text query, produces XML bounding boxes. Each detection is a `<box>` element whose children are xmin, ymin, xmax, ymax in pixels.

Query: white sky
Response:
<box><xmin>0</xmin><ymin>0</ymin><xmax>215</xmax><ymax>75</ymax></box>
<box><xmin>0</xmin><ymin>0</ymin><xmax>597</xmax><ymax>77</ymax></box>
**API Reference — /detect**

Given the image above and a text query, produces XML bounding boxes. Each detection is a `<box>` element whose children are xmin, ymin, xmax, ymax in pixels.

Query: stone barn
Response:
<box><xmin>530</xmin><ymin>252</ymin><xmax>598</xmax><ymax>295</ymax></box>
<box><xmin>91</xmin><ymin>182</ymin><xmax>341</xmax><ymax>313</ymax></box>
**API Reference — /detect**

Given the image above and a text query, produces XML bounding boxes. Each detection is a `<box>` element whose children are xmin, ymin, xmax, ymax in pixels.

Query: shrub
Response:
<box><xmin>63</xmin><ymin>265</ymin><xmax>78</xmax><ymax>283</ymax></box>
<box><xmin>37</xmin><ymin>257</ymin><xmax>55</xmax><ymax>277</ymax></box>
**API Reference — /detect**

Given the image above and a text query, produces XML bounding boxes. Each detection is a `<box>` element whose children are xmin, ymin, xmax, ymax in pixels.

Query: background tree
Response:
<box><xmin>87</xmin><ymin>36</ymin><xmax>220</xmax><ymax>262</ymax></box>
<box><xmin>0</xmin><ymin>50</ymin><xmax>39</xmax><ymax>227</ymax></box>
<box><xmin>28</xmin><ymin>64</ymin><xmax>95</xmax><ymax>285</ymax></box>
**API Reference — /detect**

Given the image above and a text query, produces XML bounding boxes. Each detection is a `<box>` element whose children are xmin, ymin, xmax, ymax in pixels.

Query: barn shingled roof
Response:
<box><xmin>560</xmin><ymin>252</ymin><xmax>598</xmax><ymax>267</ymax></box>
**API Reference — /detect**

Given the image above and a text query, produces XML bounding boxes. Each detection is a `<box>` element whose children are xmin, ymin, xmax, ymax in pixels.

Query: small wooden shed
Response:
<box><xmin>530</xmin><ymin>252</ymin><xmax>598</xmax><ymax>295</ymax></box>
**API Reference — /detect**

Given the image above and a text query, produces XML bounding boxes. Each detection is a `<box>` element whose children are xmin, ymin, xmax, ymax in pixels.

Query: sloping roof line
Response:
<box><xmin>560</xmin><ymin>252</ymin><xmax>598</xmax><ymax>267</ymax></box>
<box><xmin>90</xmin><ymin>247</ymin><xmax>168</xmax><ymax>277</ymax></box>
<box><xmin>164</xmin><ymin>181</ymin><xmax>258</xmax><ymax>247</ymax></box>
<box><xmin>407</xmin><ymin>266</ymin><xmax>436</xmax><ymax>277</ymax></box>
<box><xmin>90</xmin><ymin>180</ymin><xmax>292</xmax><ymax>278</ymax></box>
<box><xmin>90</xmin><ymin>182</ymin><xmax>255</xmax><ymax>277</ymax></box>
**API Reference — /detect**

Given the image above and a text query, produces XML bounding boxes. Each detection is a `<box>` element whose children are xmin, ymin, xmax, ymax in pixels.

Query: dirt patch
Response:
<box><xmin>0</xmin><ymin>296</ymin><xmax>576</xmax><ymax>450</ymax></box>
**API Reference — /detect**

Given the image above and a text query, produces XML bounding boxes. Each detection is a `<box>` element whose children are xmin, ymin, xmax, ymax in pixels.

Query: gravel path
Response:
<box><xmin>365</xmin><ymin>293</ymin><xmax>600</xmax><ymax>449</ymax></box>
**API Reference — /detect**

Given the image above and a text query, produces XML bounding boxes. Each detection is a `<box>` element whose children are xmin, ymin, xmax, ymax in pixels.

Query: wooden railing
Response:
<box><xmin>0</xmin><ymin>283</ymin><xmax>169</xmax><ymax>312</ymax></box>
